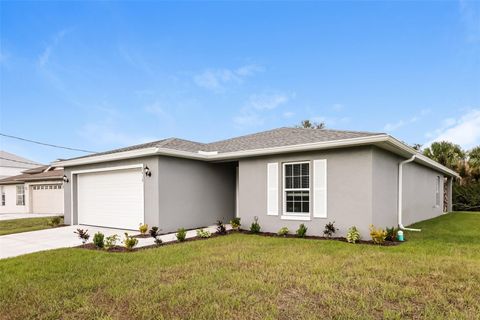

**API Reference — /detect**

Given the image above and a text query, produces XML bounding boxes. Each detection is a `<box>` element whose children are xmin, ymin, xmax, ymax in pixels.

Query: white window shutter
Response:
<box><xmin>267</xmin><ymin>162</ymin><xmax>279</xmax><ymax>215</ymax></box>
<box><xmin>313</xmin><ymin>159</ymin><xmax>327</xmax><ymax>218</ymax></box>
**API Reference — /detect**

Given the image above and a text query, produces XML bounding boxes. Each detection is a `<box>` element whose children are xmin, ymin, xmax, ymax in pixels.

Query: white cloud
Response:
<box><xmin>144</xmin><ymin>101</ymin><xmax>175</xmax><ymax>124</ymax></box>
<box><xmin>248</xmin><ymin>93</ymin><xmax>290</xmax><ymax>110</ymax></box>
<box><xmin>233</xmin><ymin>92</ymin><xmax>292</xmax><ymax>127</ymax></box>
<box><xmin>37</xmin><ymin>29</ymin><xmax>69</xmax><ymax>68</ymax></box>
<box><xmin>425</xmin><ymin>109</ymin><xmax>480</xmax><ymax>149</ymax></box>
<box><xmin>283</xmin><ymin>111</ymin><xmax>295</xmax><ymax>118</ymax></box>
<box><xmin>384</xmin><ymin>109</ymin><xmax>431</xmax><ymax>132</ymax></box>
<box><xmin>193</xmin><ymin>64</ymin><xmax>264</xmax><ymax>92</ymax></box>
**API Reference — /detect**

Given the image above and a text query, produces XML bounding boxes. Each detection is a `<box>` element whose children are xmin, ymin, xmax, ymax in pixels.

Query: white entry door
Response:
<box><xmin>77</xmin><ymin>168</ymin><xmax>144</xmax><ymax>230</ymax></box>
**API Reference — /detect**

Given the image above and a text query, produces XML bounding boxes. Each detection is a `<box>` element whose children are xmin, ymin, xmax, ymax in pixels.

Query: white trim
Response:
<box><xmin>58</xmin><ymin>148</ymin><xmax>160</xmax><ymax>167</ymax></box>
<box><xmin>70</xmin><ymin>164</ymin><xmax>144</xmax><ymax>175</ymax></box>
<box><xmin>282</xmin><ymin>161</ymin><xmax>311</xmax><ymax>216</ymax></box>
<box><xmin>280</xmin><ymin>215</ymin><xmax>311</xmax><ymax>221</ymax></box>
<box><xmin>313</xmin><ymin>159</ymin><xmax>327</xmax><ymax>218</ymax></box>
<box><xmin>267</xmin><ymin>162</ymin><xmax>279</xmax><ymax>216</ymax></box>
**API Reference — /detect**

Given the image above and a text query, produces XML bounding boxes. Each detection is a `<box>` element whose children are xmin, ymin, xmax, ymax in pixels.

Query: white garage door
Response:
<box><xmin>31</xmin><ymin>184</ymin><xmax>64</xmax><ymax>214</ymax></box>
<box><xmin>77</xmin><ymin>168</ymin><xmax>144</xmax><ymax>230</ymax></box>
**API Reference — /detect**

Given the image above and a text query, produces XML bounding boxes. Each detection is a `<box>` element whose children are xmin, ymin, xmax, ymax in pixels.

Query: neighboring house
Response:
<box><xmin>0</xmin><ymin>150</ymin><xmax>42</xmax><ymax>179</ymax></box>
<box><xmin>0</xmin><ymin>166</ymin><xmax>64</xmax><ymax>215</ymax></box>
<box><xmin>57</xmin><ymin>127</ymin><xmax>458</xmax><ymax>237</ymax></box>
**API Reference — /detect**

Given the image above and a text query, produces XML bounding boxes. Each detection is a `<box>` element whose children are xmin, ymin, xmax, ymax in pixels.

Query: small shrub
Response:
<box><xmin>277</xmin><ymin>227</ymin><xmax>289</xmax><ymax>236</ymax></box>
<box><xmin>196</xmin><ymin>229</ymin><xmax>211</xmax><ymax>238</ymax></box>
<box><xmin>346</xmin><ymin>226</ymin><xmax>360</xmax><ymax>244</ymax></box>
<box><xmin>250</xmin><ymin>216</ymin><xmax>261</xmax><ymax>233</ymax></box>
<box><xmin>230</xmin><ymin>217</ymin><xmax>241</xmax><ymax>230</ymax></box>
<box><xmin>47</xmin><ymin>216</ymin><xmax>62</xmax><ymax>227</ymax></box>
<box><xmin>74</xmin><ymin>229</ymin><xmax>90</xmax><ymax>244</ymax></box>
<box><xmin>296</xmin><ymin>224</ymin><xmax>308</xmax><ymax>238</ymax></box>
<box><xmin>216</xmin><ymin>220</ymin><xmax>227</xmax><ymax>235</ymax></box>
<box><xmin>93</xmin><ymin>232</ymin><xmax>105</xmax><ymax>248</ymax></box>
<box><xmin>176</xmin><ymin>228</ymin><xmax>187</xmax><ymax>242</ymax></box>
<box><xmin>385</xmin><ymin>227</ymin><xmax>398</xmax><ymax>242</ymax></box>
<box><xmin>323</xmin><ymin>221</ymin><xmax>338</xmax><ymax>238</ymax></box>
<box><xmin>369</xmin><ymin>225</ymin><xmax>387</xmax><ymax>244</ymax></box>
<box><xmin>104</xmin><ymin>234</ymin><xmax>119</xmax><ymax>250</ymax></box>
<box><xmin>123</xmin><ymin>233</ymin><xmax>138</xmax><ymax>250</ymax></box>
<box><xmin>139</xmin><ymin>223</ymin><xmax>148</xmax><ymax>235</ymax></box>
<box><xmin>149</xmin><ymin>226</ymin><xmax>163</xmax><ymax>246</ymax></box>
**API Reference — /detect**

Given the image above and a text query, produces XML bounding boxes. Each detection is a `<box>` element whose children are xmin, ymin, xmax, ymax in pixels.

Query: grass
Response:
<box><xmin>0</xmin><ymin>212</ymin><xmax>479</xmax><ymax>319</ymax></box>
<box><xmin>0</xmin><ymin>216</ymin><xmax>64</xmax><ymax>236</ymax></box>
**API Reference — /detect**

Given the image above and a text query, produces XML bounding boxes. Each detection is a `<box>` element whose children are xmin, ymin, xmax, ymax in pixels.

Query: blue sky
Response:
<box><xmin>1</xmin><ymin>1</ymin><xmax>479</xmax><ymax>164</ymax></box>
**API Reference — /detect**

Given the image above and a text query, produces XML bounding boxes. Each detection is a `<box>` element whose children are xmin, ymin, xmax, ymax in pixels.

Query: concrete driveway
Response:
<box><xmin>0</xmin><ymin>213</ymin><xmax>61</xmax><ymax>221</ymax></box>
<box><xmin>0</xmin><ymin>224</ymin><xmax>227</xmax><ymax>259</ymax></box>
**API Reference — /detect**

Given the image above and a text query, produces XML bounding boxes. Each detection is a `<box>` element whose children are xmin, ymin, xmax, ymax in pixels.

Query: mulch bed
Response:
<box><xmin>131</xmin><ymin>226</ymin><xmax>209</xmax><ymax>238</ymax></box>
<box><xmin>75</xmin><ymin>229</ymin><xmax>401</xmax><ymax>253</ymax></box>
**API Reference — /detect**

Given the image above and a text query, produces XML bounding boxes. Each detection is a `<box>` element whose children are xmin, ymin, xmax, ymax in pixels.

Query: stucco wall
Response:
<box><xmin>238</xmin><ymin>146</ymin><xmax>374</xmax><ymax>237</ymax></box>
<box><xmin>63</xmin><ymin>156</ymin><xmax>160</xmax><ymax>227</ymax></box>
<box><xmin>372</xmin><ymin>147</ymin><xmax>445</xmax><ymax>229</ymax></box>
<box><xmin>0</xmin><ymin>184</ymin><xmax>29</xmax><ymax>214</ymax></box>
<box><xmin>157</xmin><ymin>156</ymin><xmax>236</xmax><ymax>233</ymax></box>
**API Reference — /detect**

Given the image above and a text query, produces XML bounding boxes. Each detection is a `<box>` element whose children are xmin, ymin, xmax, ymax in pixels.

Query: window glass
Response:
<box><xmin>284</xmin><ymin>162</ymin><xmax>310</xmax><ymax>214</ymax></box>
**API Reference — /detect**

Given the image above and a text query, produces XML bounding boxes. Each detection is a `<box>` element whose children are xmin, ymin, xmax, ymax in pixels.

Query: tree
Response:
<box><xmin>423</xmin><ymin>141</ymin><xmax>466</xmax><ymax>171</ymax></box>
<box><xmin>296</xmin><ymin>120</ymin><xmax>326</xmax><ymax>129</ymax></box>
<box><xmin>468</xmin><ymin>146</ymin><xmax>480</xmax><ymax>182</ymax></box>
<box><xmin>412</xmin><ymin>143</ymin><xmax>422</xmax><ymax>151</ymax></box>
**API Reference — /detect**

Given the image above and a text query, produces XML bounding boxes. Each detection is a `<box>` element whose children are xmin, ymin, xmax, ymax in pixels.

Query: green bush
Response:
<box><xmin>176</xmin><ymin>228</ymin><xmax>187</xmax><ymax>242</ymax></box>
<box><xmin>74</xmin><ymin>229</ymin><xmax>90</xmax><ymax>244</ymax></box>
<box><xmin>149</xmin><ymin>226</ymin><xmax>163</xmax><ymax>246</ymax></box>
<box><xmin>139</xmin><ymin>223</ymin><xmax>149</xmax><ymax>235</ymax></box>
<box><xmin>369</xmin><ymin>225</ymin><xmax>387</xmax><ymax>244</ymax></box>
<box><xmin>323</xmin><ymin>221</ymin><xmax>338</xmax><ymax>238</ymax></box>
<box><xmin>277</xmin><ymin>227</ymin><xmax>289</xmax><ymax>236</ymax></box>
<box><xmin>216</xmin><ymin>220</ymin><xmax>227</xmax><ymax>235</ymax></box>
<box><xmin>250</xmin><ymin>216</ymin><xmax>261</xmax><ymax>233</ymax></box>
<box><xmin>385</xmin><ymin>227</ymin><xmax>398</xmax><ymax>242</ymax></box>
<box><xmin>196</xmin><ymin>229</ymin><xmax>211</xmax><ymax>238</ymax></box>
<box><xmin>47</xmin><ymin>216</ymin><xmax>62</xmax><ymax>227</ymax></box>
<box><xmin>230</xmin><ymin>217</ymin><xmax>241</xmax><ymax>230</ymax></box>
<box><xmin>346</xmin><ymin>226</ymin><xmax>360</xmax><ymax>244</ymax></box>
<box><xmin>453</xmin><ymin>182</ymin><xmax>480</xmax><ymax>211</ymax></box>
<box><xmin>123</xmin><ymin>233</ymin><xmax>138</xmax><ymax>250</ymax></box>
<box><xmin>93</xmin><ymin>232</ymin><xmax>105</xmax><ymax>248</ymax></box>
<box><xmin>104</xmin><ymin>234</ymin><xmax>119</xmax><ymax>250</ymax></box>
<box><xmin>296</xmin><ymin>224</ymin><xmax>308</xmax><ymax>238</ymax></box>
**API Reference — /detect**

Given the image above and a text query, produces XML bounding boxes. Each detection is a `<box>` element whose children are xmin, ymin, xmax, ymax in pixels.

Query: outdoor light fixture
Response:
<box><xmin>144</xmin><ymin>166</ymin><xmax>152</xmax><ymax>177</ymax></box>
<box><xmin>63</xmin><ymin>175</ymin><xmax>69</xmax><ymax>183</ymax></box>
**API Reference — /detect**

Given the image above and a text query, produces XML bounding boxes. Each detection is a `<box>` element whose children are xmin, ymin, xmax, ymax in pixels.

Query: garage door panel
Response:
<box><xmin>77</xmin><ymin>168</ymin><xmax>144</xmax><ymax>230</ymax></box>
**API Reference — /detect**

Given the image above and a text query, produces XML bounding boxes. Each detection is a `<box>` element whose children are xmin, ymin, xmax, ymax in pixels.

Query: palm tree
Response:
<box><xmin>423</xmin><ymin>141</ymin><xmax>466</xmax><ymax>171</ymax></box>
<box><xmin>296</xmin><ymin>120</ymin><xmax>326</xmax><ymax>129</ymax></box>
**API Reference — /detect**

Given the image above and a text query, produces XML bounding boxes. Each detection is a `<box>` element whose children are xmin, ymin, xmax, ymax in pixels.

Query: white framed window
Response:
<box><xmin>1</xmin><ymin>186</ymin><xmax>5</xmax><ymax>206</ymax></box>
<box><xmin>435</xmin><ymin>176</ymin><xmax>441</xmax><ymax>207</ymax></box>
<box><xmin>283</xmin><ymin>161</ymin><xmax>310</xmax><ymax>215</ymax></box>
<box><xmin>16</xmin><ymin>185</ymin><xmax>25</xmax><ymax>206</ymax></box>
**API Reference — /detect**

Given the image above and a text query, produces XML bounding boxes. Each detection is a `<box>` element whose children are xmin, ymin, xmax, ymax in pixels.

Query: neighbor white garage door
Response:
<box><xmin>77</xmin><ymin>168</ymin><xmax>144</xmax><ymax>230</ymax></box>
<box><xmin>31</xmin><ymin>184</ymin><xmax>64</xmax><ymax>214</ymax></box>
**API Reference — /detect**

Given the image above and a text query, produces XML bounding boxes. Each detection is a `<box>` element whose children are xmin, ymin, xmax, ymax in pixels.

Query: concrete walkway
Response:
<box><xmin>0</xmin><ymin>224</ymin><xmax>230</xmax><ymax>259</ymax></box>
<box><xmin>0</xmin><ymin>213</ymin><xmax>61</xmax><ymax>221</ymax></box>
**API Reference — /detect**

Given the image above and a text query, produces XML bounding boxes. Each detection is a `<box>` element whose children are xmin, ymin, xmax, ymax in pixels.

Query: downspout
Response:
<box><xmin>398</xmin><ymin>155</ymin><xmax>421</xmax><ymax>232</ymax></box>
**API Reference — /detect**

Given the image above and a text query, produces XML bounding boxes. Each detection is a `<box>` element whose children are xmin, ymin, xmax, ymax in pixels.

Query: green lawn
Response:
<box><xmin>0</xmin><ymin>216</ymin><xmax>63</xmax><ymax>236</ymax></box>
<box><xmin>0</xmin><ymin>212</ymin><xmax>479</xmax><ymax>319</ymax></box>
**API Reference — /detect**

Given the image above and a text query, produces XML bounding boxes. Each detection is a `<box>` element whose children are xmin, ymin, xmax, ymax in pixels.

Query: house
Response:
<box><xmin>56</xmin><ymin>127</ymin><xmax>458</xmax><ymax>237</ymax></box>
<box><xmin>0</xmin><ymin>166</ymin><xmax>65</xmax><ymax>215</ymax></box>
<box><xmin>0</xmin><ymin>150</ymin><xmax>42</xmax><ymax>179</ymax></box>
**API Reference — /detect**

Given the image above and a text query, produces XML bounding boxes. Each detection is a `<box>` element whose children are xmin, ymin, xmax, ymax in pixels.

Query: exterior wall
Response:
<box><xmin>372</xmin><ymin>147</ymin><xmax>445</xmax><ymax>229</ymax></box>
<box><xmin>64</xmin><ymin>156</ymin><xmax>160</xmax><ymax>227</ymax></box>
<box><xmin>238</xmin><ymin>146</ymin><xmax>374</xmax><ymax>237</ymax></box>
<box><xmin>0</xmin><ymin>184</ymin><xmax>29</xmax><ymax>214</ymax></box>
<box><xmin>157</xmin><ymin>156</ymin><xmax>236</xmax><ymax>233</ymax></box>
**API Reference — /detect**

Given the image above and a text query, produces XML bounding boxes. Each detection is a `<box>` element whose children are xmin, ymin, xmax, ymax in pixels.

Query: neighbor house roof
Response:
<box><xmin>0</xmin><ymin>167</ymin><xmax>64</xmax><ymax>185</ymax></box>
<box><xmin>0</xmin><ymin>150</ymin><xmax>43</xmax><ymax>169</ymax></box>
<box><xmin>55</xmin><ymin>127</ymin><xmax>459</xmax><ymax>177</ymax></box>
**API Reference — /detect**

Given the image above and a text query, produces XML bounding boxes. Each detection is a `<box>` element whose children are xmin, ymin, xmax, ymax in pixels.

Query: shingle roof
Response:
<box><xmin>0</xmin><ymin>150</ymin><xmax>43</xmax><ymax>169</ymax></box>
<box><xmin>0</xmin><ymin>168</ymin><xmax>64</xmax><ymax>185</ymax></box>
<box><xmin>66</xmin><ymin>127</ymin><xmax>383</xmax><ymax>161</ymax></box>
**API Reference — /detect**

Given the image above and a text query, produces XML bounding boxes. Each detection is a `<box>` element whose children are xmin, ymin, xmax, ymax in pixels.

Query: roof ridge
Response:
<box><xmin>206</xmin><ymin>127</ymin><xmax>291</xmax><ymax>146</ymax></box>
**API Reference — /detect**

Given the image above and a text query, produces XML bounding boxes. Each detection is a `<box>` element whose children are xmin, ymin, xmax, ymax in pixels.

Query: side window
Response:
<box><xmin>435</xmin><ymin>176</ymin><xmax>441</xmax><ymax>207</ymax></box>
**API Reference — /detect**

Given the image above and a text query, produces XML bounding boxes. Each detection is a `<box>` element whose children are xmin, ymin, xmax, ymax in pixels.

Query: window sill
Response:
<box><xmin>280</xmin><ymin>215</ymin><xmax>311</xmax><ymax>221</ymax></box>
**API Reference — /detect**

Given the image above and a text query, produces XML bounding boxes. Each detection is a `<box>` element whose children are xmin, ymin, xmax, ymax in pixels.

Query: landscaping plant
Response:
<box><xmin>323</xmin><ymin>221</ymin><xmax>338</xmax><ymax>238</ymax></box>
<box><xmin>250</xmin><ymin>216</ymin><xmax>261</xmax><ymax>233</ymax></box>
<box><xmin>196</xmin><ymin>229</ymin><xmax>211</xmax><ymax>238</ymax></box>
<box><xmin>346</xmin><ymin>226</ymin><xmax>360</xmax><ymax>244</ymax></box>
<box><xmin>123</xmin><ymin>233</ymin><xmax>138</xmax><ymax>250</ymax></box>
<box><xmin>47</xmin><ymin>216</ymin><xmax>62</xmax><ymax>227</ymax></box>
<box><xmin>93</xmin><ymin>232</ymin><xmax>105</xmax><ymax>248</ymax></box>
<box><xmin>230</xmin><ymin>217</ymin><xmax>241</xmax><ymax>230</ymax></box>
<box><xmin>139</xmin><ymin>223</ymin><xmax>149</xmax><ymax>235</ymax></box>
<box><xmin>296</xmin><ymin>224</ymin><xmax>308</xmax><ymax>238</ymax></box>
<box><xmin>216</xmin><ymin>220</ymin><xmax>227</xmax><ymax>235</ymax></box>
<box><xmin>369</xmin><ymin>225</ymin><xmax>387</xmax><ymax>244</ymax></box>
<box><xmin>149</xmin><ymin>226</ymin><xmax>163</xmax><ymax>246</ymax></box>
<box><xmin>104</xmin><ymin>234</ymin><xmax>119</xmax><ymax>250</ymax></box>
<box><xmin>385</xmin><ymin>227</ymin><xmax>398</xmax><ymax>242</ymax></box>
<box><xmin>74</xmin><ymin>229</ymin><xmax>90</xmax><ymax>244</ymax></box>
<box><xmin>176</xmin><ymin>228</ymin><xmax>187</xmax><ymax>242</ymax></box>
<box><xmin>277</xmin><ymin>227</ymin><xmax>289</xmax><ymax>237</ymax></box>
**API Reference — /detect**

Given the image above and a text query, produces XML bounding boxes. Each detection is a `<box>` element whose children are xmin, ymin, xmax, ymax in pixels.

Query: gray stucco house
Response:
<box><xmin>57</xmin><ymin>127</ymin><xmax>458</xmax><ymax>237</ymax></box>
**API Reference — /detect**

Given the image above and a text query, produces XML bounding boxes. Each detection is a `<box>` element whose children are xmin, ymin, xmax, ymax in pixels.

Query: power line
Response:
<box><xmin>0</xmin><ymin>156</ymin><xmax>41</xmax><ymax>166</ymax></box>
<box><xmin>0</xmin><ymin>133</ymin><xmax>97</xmax><ymax>154</ymax></box>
